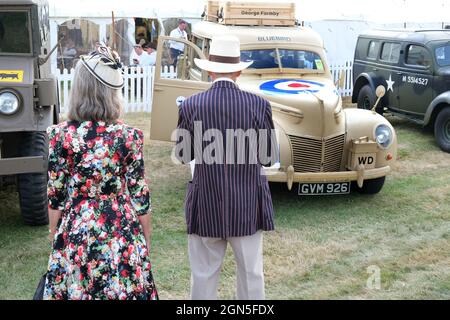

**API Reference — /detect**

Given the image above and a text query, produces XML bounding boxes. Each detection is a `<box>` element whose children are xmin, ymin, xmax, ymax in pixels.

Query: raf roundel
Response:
<box><xmin>260</xmin><ymin>79</ymin><xmax>325</xmax><ymax>95</ymax></box>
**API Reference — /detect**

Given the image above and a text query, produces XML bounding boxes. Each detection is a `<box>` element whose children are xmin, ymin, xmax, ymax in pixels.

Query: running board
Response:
<box><xmin>385</xmin><ymin>110</ymin><xmax>425</xmax><ymax>126</ymax></box>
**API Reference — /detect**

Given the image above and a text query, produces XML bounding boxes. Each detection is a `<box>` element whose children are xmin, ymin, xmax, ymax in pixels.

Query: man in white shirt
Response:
<box><xmin>129</xmin><ymin>40</ymin><xmax>148</xmax><ymax>66</ymax></box>
<box><xmin>141</xmin><ymin>42</ymin><xmax>157</xmax><ymax>66</ymax></box>
<box><xmin>169</xmin><ymin>19</ymin><xmax>188</xmax><ymax>67</ymax></box>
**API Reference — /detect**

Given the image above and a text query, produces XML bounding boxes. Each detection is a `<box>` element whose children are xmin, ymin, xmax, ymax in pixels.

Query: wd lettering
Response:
<box><xmin>358</xmin><ymin>156</ymin><xmax>374</xmax><ymax>165</ymax></box>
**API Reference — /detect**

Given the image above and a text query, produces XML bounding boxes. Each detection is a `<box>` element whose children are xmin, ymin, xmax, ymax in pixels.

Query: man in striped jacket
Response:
<box><xmin>176</xmin><ymin>35</ymin><xmax>277</xmax><ymax>300</ymax></box>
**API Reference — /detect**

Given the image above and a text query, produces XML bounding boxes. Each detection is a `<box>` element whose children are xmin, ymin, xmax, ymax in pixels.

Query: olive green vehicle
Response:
<box><xmin>151</xmin><ymin>19</ymin><xmax>398</xmax><ymax>195</ymax></box>
<box><xmin>0</xmin><ymin>0</ymin><xmax>58</xmax><ymax>225</ymax></box>
<box><xmin>353</xmin><ymin>29</ymin><xmax>450</xmax><ymax>153</ymax></box>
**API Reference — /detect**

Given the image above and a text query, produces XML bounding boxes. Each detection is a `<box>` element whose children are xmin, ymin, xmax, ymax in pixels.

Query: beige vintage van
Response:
<box><xmin>150</xmin><ymin>4</ymin><xmax>397</xmax><ymax>195</ymax></box>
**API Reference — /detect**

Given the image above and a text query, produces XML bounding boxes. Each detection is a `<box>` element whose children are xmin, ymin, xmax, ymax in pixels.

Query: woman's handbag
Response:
<box><xmin>33</xmin><ymin>273</ymin><xmax>47</xmax><ymax>300</ymax></box>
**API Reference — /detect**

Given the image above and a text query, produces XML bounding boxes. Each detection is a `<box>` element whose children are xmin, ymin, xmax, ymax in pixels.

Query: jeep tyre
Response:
<box><xmin>354</xmin><ymin>176</ymin><xmax>386</xmax><ymax>195</ymax></box>
<box><xmin>434</xmin><ymin>107</ymin><xmax>450</xmax><ymax>153</ymax></box>
<box><xmin>357</xmin><ymin>84</ymin><xmax>383</xmax><ymax>114</ymax></box>
<box><xmin>17</xmin><ymin>132</ymin><xmax>49</xmax><ymax>226</ymax></box>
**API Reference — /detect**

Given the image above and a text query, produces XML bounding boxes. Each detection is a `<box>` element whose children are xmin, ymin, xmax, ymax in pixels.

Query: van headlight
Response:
<box><xmin>0</xmin><ymin>90</ymin><xmax>21</xmax><ymax>115</ymax></box>
<box><xmin>375</xmin><ymin>124</ymin><xmax>393</xmax><ymax>148</ymax></box>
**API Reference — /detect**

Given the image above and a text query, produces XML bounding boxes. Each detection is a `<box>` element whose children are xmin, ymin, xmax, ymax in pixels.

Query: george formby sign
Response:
<box><xmin>240</xmin><ymin>9</ymin><xmax>282</xmax><ymax>17</ymax></box>
<box><xmin>205</xmin><ymin>1</ymin><xmax>296</xmax><ymax>26</ymax></box>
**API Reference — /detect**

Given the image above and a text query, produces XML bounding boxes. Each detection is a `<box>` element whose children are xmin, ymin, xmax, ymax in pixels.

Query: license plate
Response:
<box><xmin>298</xmin><ymin>182</ymin><xmax>351</xmax><ymax>195</ymax></box>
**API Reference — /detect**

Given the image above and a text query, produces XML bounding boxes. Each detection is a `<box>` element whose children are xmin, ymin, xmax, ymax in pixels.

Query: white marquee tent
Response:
<box><xmin>48</xmin><ymin>0</ymin><xmax>450</xmax><ymax>23</ymax></box>
<box><xmin>47</xmin><ymin>0</ymin><xmax>450</xmax><ymax>68</ymax></box>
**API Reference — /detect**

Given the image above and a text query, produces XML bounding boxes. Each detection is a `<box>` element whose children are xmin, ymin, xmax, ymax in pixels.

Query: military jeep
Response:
<box><xmin>150</xmin><ymin>3</ymin><xmax>397</xmax><ymax>195</ymax></box>
<box><xmin>353</xmin><ymin>29</ymin><xmax>450</xmax><ymax>152</ymax></box>
<box><xmin>0</xmin><ymin>0</ymin><xmax>58</xmax><ymax>225</ymax></box>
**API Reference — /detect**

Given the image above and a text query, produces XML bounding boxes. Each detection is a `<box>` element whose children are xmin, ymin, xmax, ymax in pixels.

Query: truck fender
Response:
<box><xmin>424</xmin><ymin>91</ymin><xmax>450</xmax><ymax>126</ymax></box>
<box><xmin>352</xmin><ymin>73</ymin><xmax>376</xmax><ymax>103</ymax></box>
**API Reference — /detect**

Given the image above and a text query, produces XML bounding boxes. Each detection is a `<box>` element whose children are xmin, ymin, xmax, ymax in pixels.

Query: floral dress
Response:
<box><xmin>44</xmin><ymin>120</ymin><xmax>158</xmax><ymax>300</ymax></box>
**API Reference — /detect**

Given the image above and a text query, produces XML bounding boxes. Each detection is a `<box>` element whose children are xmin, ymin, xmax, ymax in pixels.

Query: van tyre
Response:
<box><xmin>434</xmin><ymin>107</ymin><xmax>450</xmax><ymax>153</ymax></box>
<box><xmin>357</xmin><ymin>85</ymin><xmax>383</xmax><ymax>114</ymax></box>
<box><xmin>17</xmin><ymin>132</ymin><xmax>49</xmax><ymax>226</ymax></box>
<box><xmin>354</xmin><ymin>177</ymin><xmax>386</xmax><ymax>195</ymax></box>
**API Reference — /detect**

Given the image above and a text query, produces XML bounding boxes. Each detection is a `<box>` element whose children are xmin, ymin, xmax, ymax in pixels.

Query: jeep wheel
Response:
<box><xmin>17</xmin><ymin>132</ymin><xmax>49</xmax><ymax>226</ymax></box>
<box><xmin>434</xmin><ymin>107</ymin><xmax>450</xmax><ymax>153</ymax></box>
<box><xmin>354</xmin><ymin>177</ymin><xmax>386</xmax><ymax>195</ymax></box>
<box><xmin>357</xmin><ymin>85</ymin><xmax>383</xmax><ymax>114</ymax></box>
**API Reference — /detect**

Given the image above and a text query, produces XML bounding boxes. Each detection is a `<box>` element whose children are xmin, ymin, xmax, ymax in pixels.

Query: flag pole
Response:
<box><xmin>111</xmin><ymin>11</ymin><xmax>116</xmax><ymax>50</ymax></box>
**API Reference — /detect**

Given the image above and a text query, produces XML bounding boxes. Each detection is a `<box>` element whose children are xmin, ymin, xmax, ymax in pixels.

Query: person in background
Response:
<box><xmin>44</xmin><ymin>45</ymin><xmax>158</xmax><ymax>300</ymax></box>
<box><xmin>298</xmin><ymin>51</ymin><xmax>313</xmax><ymax>69</ymax></box>
<box><xmin>136</xmin><ymin>22</ymin><xmax>148</xmax><ymax>44</ymax></box>
<box><xmin>129</xmin><ymin>39</ymin><xmax>147</xmax><ymax>66</ymax></box>
<box><xmin>141</xmin><ymin>42</ymin><xmax>157</xmax><ymax>66</ymax></box>
<box><xmin>62</xmin><ymin>38</ymin><xmax>77</xmax><ymax>69</ymax></box>
<box><xmin>169</xmin><ymin>19</ymin><xmax>188</xmax><ymax>67</ymax></box>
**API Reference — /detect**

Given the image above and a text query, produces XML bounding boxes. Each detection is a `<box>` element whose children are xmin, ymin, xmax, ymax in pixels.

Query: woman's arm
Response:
<box><xmin>47</xmin><ymin>125</ymin><xmax>69</xmax><ymax>243</ymax></box>
<box><xmin>48</xmin><ymin>208</ymin><xmax>62</xmax><ymax>243</ymax></box>
<box><xmin>124</xmin><ymin>128</ymin><xmax>152</xmax><ymax>251</ymax></box>
<box><xmin>138</xmin><ymin>212</ymin><xmax>152</xmax><ymax>251</ymax></box>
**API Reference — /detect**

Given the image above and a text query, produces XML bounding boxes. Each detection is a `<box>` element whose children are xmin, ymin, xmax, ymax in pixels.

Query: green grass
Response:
<box><xmin>0</xmin><ymin>112</ymin><xmax>449</xmax><ymax>300</ymax></box>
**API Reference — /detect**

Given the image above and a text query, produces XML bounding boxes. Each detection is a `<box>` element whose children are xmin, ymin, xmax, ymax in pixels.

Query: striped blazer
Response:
<box><xmin>176</xmin><ymin>80</ymin><xmax>275</xmax><ymax>238</ymax></box>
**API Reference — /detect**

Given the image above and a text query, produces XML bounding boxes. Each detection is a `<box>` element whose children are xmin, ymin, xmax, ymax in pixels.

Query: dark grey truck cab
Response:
<box><xmin>352</xmin><ymin>29</ymin><xmax>450</xmax><ymax>152</ymax></box>
<box><xmin>0</xmin><ymin>0</ymin><xmax>58</xmax><ymax>225</ymax></box>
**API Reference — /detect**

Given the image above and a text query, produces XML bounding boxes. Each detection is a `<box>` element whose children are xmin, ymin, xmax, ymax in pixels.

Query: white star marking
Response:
<box><xmin>386</xmin><ymin>75</ymin><xmax>395</xmax><ymax>92</ymax></box>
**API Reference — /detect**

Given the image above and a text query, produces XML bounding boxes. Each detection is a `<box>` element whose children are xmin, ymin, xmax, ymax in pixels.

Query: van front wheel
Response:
<box><xmin>357</xmin><ymin>85</ymin><xmax>383</xmax><ymax>114</ymax></box>
<box><xmin>354</xmin><ymin>177</ymin><xmax>386</xmax><ymax>195</ymax></box>
<box><xmin>434</xmin><ymin>107</ymin><xmax>450</xmax><ymax>153</ymax></box>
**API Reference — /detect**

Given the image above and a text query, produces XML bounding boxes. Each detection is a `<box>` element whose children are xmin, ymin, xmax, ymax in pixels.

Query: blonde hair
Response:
<box><xmin>67</xmin><ymin>62</ymin><xmax>123</xmax><ymax>123</ymax></box>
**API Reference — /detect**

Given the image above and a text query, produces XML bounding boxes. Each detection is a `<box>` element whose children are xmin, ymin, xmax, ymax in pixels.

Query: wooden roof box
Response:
<box><xmin>204</xmin><ymin>1</ymin><xmax>221</xmax><ymax>22</ymax></box>
<box><xmin>204</xmin><ymin>1</ymin><xmax>296</xmax><ymax>26</ymax></box>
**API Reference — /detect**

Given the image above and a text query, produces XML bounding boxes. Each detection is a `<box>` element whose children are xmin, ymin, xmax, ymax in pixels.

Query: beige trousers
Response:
<box><xmin>188</xmin><ymin>231</ymin><xmax>265</xmax><ymax>300</ymax></box>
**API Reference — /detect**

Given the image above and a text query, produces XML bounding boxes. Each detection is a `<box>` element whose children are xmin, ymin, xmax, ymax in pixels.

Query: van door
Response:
<box><xmin>150</xmin><ymin>36</ymin><xmax>210</xmax><ymax>142</ymax></box>
<box><xmin>378</xmin><ymin>41</ymin><xmax>402</xmax><ymax>109</ymax></box>
<box><xmin>397</xmin><ymin>44</ymin><xmax>433</xmax><ymax>116</ymax></box>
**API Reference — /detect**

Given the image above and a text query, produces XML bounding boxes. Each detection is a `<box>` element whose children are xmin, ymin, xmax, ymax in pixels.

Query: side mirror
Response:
<box><xmin>372</xmin><ymin>85</ymin><xmax>386</xmax><ymax>112</ymax></box>
<box><xmin>375</xmin><ymin>85</ymin><xmax>386</xmax><ymax>98</ymax></box>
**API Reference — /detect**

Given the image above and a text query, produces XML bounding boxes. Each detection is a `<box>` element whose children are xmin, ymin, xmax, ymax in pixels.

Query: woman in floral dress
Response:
<box><xmin>44</xmin><ymin>47</ymin><xmax>158</xmax><ymax>300</ymax></box>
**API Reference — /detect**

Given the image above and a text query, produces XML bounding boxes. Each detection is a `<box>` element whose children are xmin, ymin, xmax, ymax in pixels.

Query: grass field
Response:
<box><xmin>0</xmin><ymin>111</ymin><xmax>449</xmax><ymax>300</ymax></box>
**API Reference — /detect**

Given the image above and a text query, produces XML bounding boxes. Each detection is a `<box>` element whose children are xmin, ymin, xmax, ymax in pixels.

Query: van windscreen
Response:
<box><xmin>241</xmin><ymin>49</ymin><xmax>324</xmax><ymax>71</ymax></box>
<box><xmin>435</xmin><ymin>45</ymin><xmax>450</xmax><ymax>67</ymax></box>
<box><xmin>0</xmin><ymin>11</ymin><xmax>32</xmax><ymax>54</ymax></box>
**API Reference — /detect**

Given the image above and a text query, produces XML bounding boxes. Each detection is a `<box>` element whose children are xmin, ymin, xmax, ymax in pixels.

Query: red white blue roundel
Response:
<box><xmin>260</xmin><ymin>79</ymin><xmax>325</xmax><ymax>94</ymax></box>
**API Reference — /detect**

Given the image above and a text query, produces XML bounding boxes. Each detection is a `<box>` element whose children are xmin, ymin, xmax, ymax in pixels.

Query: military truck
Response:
<box><xmin>352</xmin><ymin>29</ymin><xmax>450</xmax><ymax>153</ymax></box>
<box><xmin>0</xmin><ymin>0</ymin><xmax>59</xmax><ymax>225</ymax></box>
<box><xmin>151</xmin><ymin>1</ymin><xmax>397</xmax><ymax>195</ymax></box>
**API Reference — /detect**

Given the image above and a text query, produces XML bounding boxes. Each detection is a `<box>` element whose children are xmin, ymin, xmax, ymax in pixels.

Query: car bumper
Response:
<box><xmin>264</xmin><ymin>165</ymin><xmax>391</xmax><ymax>190</ymax></box>
<box><xmin>0</xmin><ymin>156</ymin><xmax>46</xmax><ymax>176</ymax></box>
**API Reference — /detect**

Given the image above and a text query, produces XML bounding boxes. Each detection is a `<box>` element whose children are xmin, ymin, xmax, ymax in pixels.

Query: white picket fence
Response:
<box><xmin>330</xmin><ymin>61</ymin><xmax>354</xmax><ymax>97</ymax></box>
<box><xmin>57</xmin><ymin>63</ymin><xmax>353</xmax><ymax>113</ymax></box>
<box><xmin>57</xmin><ymin>65</ymin><xmax>176</xmax><ymax>113</ymax></box>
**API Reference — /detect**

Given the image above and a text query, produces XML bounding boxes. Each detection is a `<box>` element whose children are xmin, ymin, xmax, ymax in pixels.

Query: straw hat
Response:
<box><xmin>194</xmin><ymin>35</ymin><xmax>253</xmax><ymax>73</ymax></box>
<box><xmin>80</xmin><ymin>44</ymin><xmax>124</xmax><ymax>89</ymax></box>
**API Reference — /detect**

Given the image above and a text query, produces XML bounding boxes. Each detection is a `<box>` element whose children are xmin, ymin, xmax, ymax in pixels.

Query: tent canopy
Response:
<box><xmin>48</xmin><ymin>0</ymin><xmax>449</xmax><ymax>23</ymax></box>
<box><xmin>48</xmin><ymin>0</ymin><xmax>204</xmax><ymax>19</ymax></box>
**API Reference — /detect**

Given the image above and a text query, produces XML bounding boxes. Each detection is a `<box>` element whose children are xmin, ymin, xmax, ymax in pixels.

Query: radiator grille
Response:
<box><xmin>289</xmin><ymin>134</ymin><xmax>345</xmax><ymax>173</ymax></box>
